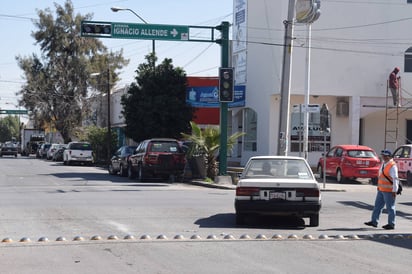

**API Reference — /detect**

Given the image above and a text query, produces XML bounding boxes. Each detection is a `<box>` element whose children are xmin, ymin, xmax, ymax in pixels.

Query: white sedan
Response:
<box><xmin>234</xmin><ymin>156</ymin><xmax>321</xmax><ymax>226</ymax></box>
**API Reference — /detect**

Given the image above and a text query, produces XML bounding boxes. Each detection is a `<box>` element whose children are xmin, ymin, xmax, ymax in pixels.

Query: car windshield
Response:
<box><xmin>347</xmin><ymin>150</ymin><xmax>375</xmax><ymax>158</ymax></box>
<box><xmin>243</xmin><ymin>158</ymin><xmax>313</xmax><ymax>179</ymax></box>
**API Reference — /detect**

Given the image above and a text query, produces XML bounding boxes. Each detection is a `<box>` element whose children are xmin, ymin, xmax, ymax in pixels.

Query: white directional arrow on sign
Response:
<box><xmin>171</xmin><ymin>28</ymin><xmax>179</xmax><ymax>37</ymax></box>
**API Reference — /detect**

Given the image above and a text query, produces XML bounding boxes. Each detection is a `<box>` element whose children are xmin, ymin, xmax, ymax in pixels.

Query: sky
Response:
<box><xmin>0</xmin><ymin>0</ymin><xmax>233</xmax><ymax>110</ymax></box>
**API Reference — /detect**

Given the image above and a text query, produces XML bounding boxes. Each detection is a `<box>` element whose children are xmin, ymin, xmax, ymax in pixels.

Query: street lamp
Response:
<box><xmin>111</xmin><ymin>6</ymin><xmax>155</xmax><ymax>56</ymax></box>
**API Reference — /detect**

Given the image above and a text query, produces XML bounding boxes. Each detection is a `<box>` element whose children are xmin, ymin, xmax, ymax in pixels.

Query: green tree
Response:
<box><xmin>81</xmin><ymin>126</ymin><xmax>117</xmax><ymax>164</ymax></box>
<box><xmin>182</xmin><ymin>121</ymin><xmax>245</xmax><ymax>180</ymax></box>
<box><xmin>121</xmin><ymin>54</ymin><xmax>194</xmax><ymax>142</ymax></box>
<box><xmin>0</xmin><ymin>116</ymin><xmax>21</xmax><ymax>143</ymax></box>
<box><xmin>15</xmin><ymin>0</ymin><xmax>128</xmax><ymax>143</ymax></box>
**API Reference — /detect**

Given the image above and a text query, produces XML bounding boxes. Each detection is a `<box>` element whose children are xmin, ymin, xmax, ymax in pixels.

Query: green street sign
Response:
<box><xmin>0</xmin><ymin>109</ymin><xmax>28</xmax><ymax>115</ymax></box>
<box><xmin>82</xmin><ymin>21</ymin><xmax>190</xmax><ymax>41</ymax></box>
<box><xmin>112</xmin><ymin>22</ymin><xmax>189</xmax><ymax>41</ymax></box>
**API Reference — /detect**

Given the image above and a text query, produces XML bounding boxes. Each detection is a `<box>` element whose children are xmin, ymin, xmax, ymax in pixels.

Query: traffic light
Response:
<box><xmin>219</xmin><ymin>67</ymin><xmax>234</xmax><ymax>102</ymax></box>
<box><xmin>81</xmin><ymin>21</ymin><xmax>112</xmax><ymax>37</ymax></box>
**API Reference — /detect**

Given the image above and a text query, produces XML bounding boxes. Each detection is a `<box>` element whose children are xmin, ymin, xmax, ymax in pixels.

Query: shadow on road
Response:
<box><xmin>195</xmin><ymin>213</ymin><xmax>307</xmax><ymax>230</ymax></box>
<box><xmin>338</xmin><ymin>200</ymin><xmax>412</xmax><ymax>221</ymax></box>
<box><xmin>46</xmin><ymin>171</ymin><xmax>172</xmax><ymax>186</ymax></box>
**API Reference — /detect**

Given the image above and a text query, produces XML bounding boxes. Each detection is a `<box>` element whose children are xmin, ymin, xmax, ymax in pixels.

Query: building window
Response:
<box><xmin>243</xmin><ymin>108</ymin><xmax>257</xmax><ymax>151</ymax></box>
<box><xmin>405</xmin><ymin>47</ymin><xmax>412</xmax><ymax>72</ymax></box>
<box><xmin>290</xmin><ymin>105</ymin><xmax>331</xmax><ymax>152</ymax></box>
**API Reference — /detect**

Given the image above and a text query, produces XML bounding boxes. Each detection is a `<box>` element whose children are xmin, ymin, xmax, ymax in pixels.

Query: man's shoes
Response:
<box><xmin>382</xmin><ymin>224</ymin><xmax>395</xmax><ymax>230</ymax></box>
<box><xmin>364</xmin><ymin>221</ymin><xmax>377</xmax><ymax>228</ymax></box>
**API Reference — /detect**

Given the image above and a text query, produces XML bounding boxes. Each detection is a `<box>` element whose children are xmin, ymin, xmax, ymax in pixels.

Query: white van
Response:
<box><xmin>63</xmin><ymin>142</ymin><xmax>93</xmax><ymax>165</ymax></box>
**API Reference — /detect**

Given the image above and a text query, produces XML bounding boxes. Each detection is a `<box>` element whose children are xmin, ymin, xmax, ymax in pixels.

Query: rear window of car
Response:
<box><xmin>347</xmin><ymin>150</ymin><xmax>376</xmax><ymax>158</ymax></box>
<box><xmin>70</xmin><ymin>143</ymin><xmax>92</xmax><ymax>150</ymax></box>
<box><xmin>149</xmin><ymin>142</ymin><xmax>181</xmax><ymax>153</ymax></box>
<box><xmin>244</xmin><ymin>159</ymin><xmax>312</xmax><ymax>179</ymax></box>
<box><xmin>126</xmin><ymin>146</ymin><xmax>137</xmax><ymax>154</ymax></box>
<box><xmin>3</xmin><ymin>143</ymin><xmax>17</xmax><ymax>148</ymax></box>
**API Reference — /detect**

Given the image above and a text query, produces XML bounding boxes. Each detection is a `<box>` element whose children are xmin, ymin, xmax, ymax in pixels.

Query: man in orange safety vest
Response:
<box><xmin>364</xmin><ymin>149</ymin><xmax>399</xmax><ymax>230</ymax></box>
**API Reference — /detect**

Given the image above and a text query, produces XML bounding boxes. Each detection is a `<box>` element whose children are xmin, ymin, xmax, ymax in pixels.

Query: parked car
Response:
<box><xmin>235</xmin><ymin>156</ymin><xmax>321</xmax><ymax>226</ymax></box>
<box><xmin>37</xmin><ymin>143</ymin><xmax>51</xmax><ymax>159</ymax></box>
<box><xmin>392</xmin><ymin>144</ymin><xmax>412</xmax><ymax>185</ymax></box>
<box><xmin>108</xmin><ymin>145</ymin><xmax>137</xmax><ymax>177</ymax></box>
<box><xmin>35</xmin><ymin>143</ymin><xmax>44</xmax><ymax>158</ymax></box>
<box><xmin>63</xmin><ymin>142</ymin><xmax>93</xmax><ymax>165</ymax></box>
<box><xmin>47</xmin><ymin>143</ymin><xmax>66</xmax><ymax>160</ymax></box>
<box><xmin>0</xmin><ymin>142</ymin><xmax>18</xmax><ymax>157</ymax></box>
<box><xmin>52</xmin><ymin>146</ymin><xmax>66</xmax><ymax>162</ymax></box>
<box><xmin>127</xmin><ymin>138</ymin><xmax>186</xmax><ymax>182</ymax></box>
<box><xmin>317</xmin><ymin>144</ymin><xmax>381</xmax><ymax>183</ymax></box>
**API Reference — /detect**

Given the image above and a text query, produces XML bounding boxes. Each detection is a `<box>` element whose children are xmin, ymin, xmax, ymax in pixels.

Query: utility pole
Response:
<box><xmin>277</xmin><ymin>0</ymin><xmax>296</xmax><ymax>156</ymax></box>
<box><xmin>216</xmin><ymin>21</ymin><xmax>230</xmax><ymax>175</ymax></box>
<box><xmin>107</xmin><ymin>67</ymin><xmax>111</xmax><ymax>164</ymax></box>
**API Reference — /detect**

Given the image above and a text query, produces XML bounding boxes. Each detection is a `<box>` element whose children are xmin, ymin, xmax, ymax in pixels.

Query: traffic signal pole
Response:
<box><xmin>81</xmin><ymin>20</ymin><xmax>231</xmax><ymax>174</ymax></box>
<box><xmin>216</xmin><ymin>21</ymin><xmax>230</xmax><ymax>175</ymax></box>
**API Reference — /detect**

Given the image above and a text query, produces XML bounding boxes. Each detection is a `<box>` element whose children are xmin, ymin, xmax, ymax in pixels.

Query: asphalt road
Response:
<box><xmin>0</xmin><ymin>156</ymin><xmax>411</xmax><ymax>273</ymax></box>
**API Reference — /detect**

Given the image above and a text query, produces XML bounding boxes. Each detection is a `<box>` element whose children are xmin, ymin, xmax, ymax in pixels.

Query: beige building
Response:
<box><xmin>229</xmin><ymin>0</ymin><xmax>412</xmax><ymax>166</ymax></box>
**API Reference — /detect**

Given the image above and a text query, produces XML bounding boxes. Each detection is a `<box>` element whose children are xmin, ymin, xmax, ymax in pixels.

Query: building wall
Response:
<box><xmin>240</xmin><ymin>0</ymin><xmax>412</xmax><ymax>166</ymax></box>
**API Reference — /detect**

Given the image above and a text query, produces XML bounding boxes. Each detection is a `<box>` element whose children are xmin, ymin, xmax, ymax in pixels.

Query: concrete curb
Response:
<box><xmin>187</xmin><ymin>180</ymin><xmax>236</xmax><ymax>190</ymax></box>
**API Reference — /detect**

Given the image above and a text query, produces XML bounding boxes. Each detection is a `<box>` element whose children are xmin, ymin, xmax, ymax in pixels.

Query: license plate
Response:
<box><xmin>360</xmin><ymin>170</ymin><xmax>368</xmax><ymax>175</ymax></box>
<box><xmin>270</xmin><ymin>192</ymin><xmax>286</xmax><ymax>200</ymax></box>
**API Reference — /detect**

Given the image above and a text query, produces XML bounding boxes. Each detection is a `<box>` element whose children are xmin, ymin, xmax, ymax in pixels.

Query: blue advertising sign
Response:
<box><xmin>186</xmin><ymin>85</ymin><xmax>245</xmax><ymax>108</ymax></box>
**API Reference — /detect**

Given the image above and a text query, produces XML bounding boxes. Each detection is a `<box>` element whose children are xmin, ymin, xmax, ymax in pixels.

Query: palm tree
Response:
<box><xmin>182</xmin><ymin>121</ymin><xmax>245</xmax><ymax>180</ymax></box>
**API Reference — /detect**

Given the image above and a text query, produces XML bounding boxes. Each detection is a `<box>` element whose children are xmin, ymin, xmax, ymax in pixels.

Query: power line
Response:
<box><xmin>0</xmin><ymin>13</ymin><xmax>35</xmax><ymax>21</ymax></box>
<box><xmin>183</xmin><ymin>43</ymin><xmax>214</xmax><ymax>68</ymax></box>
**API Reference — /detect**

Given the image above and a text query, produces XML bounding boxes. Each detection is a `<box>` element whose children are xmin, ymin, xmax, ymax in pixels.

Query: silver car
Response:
<box><xmin>234</xmin><ymin>156</ymin><xmax>321</xmax><ymax>226</ymax></box>
<box><xmin>47</xmin><ymin>143</ymin><xmax>66</xmax><ymax>160</ymax></box>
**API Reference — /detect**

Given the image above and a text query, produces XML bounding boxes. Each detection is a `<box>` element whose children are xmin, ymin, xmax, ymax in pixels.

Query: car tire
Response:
<box><xmin>108</xmin><ymin>164</ymin><xmax>116</xmax><ymax>175</ymax></box>
<box><xmin>407</xmin><ymin>171</ymin><xmax>412</xmax><ymax>186</ymax></box>
<box><xmin>235</xmin><ymin>213</ymin><xmax>246</xmax><ymax>225</ymax></box>
<box><xmin>120</xmin><ymin>164</ymin><xmax>127</xmax><ymax>177</ymax></box>
<box><xmin>336</xmin><ymin>169</ymin><xmax>346</xmax><ymax>183</ymax></box>
<box><xmin>128</xmin><ymin>164</ymin><xmax>136</xmax><ymax>179</ymax></box>
<box><xmin>137</xmin><ymin>165</ymin><xmax>145</xmax><ymax>182</ymax></box>
<box><xmin>309</xmin><ymin>214</ymin><xmax>319</xmax><ymax>227</ymax></box>
<box><xmin>168</xmin><ymin>174</ymin><xmax>176</xmax><ymax>183</ymax></box>
<box><xmin>317</xmin><ymin>165</ymin><xmax>324</xmax><ymax>178</ymax></box>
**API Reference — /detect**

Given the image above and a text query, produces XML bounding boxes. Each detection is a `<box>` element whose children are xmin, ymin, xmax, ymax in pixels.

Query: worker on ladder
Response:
<box><xmin>389</xmin><ymin>67</ymin><xmax>401</xmax><ymax>107</ymax></box>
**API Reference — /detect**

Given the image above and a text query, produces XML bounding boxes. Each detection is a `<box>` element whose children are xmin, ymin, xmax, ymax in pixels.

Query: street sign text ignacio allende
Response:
<box><xmin>113</xmin><ymin>24</ymin><xmax>168</xmax><ymax>37</ymax></box>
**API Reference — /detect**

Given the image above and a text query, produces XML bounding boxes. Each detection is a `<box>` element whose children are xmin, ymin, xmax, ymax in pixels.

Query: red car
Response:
<box><xmin>127</xmin><ymin>138</ymin><xmax>186</xmax><ymax>182</ymax></box>
<box><xmin>317</xmin><ymin>145</ymin><xmax>381</xmax><ymax>183</ymax></box>
<box><xmin>392</xmin><ymin>144</ymin><xmax>412</xmax><ymax>185</ymax></box>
